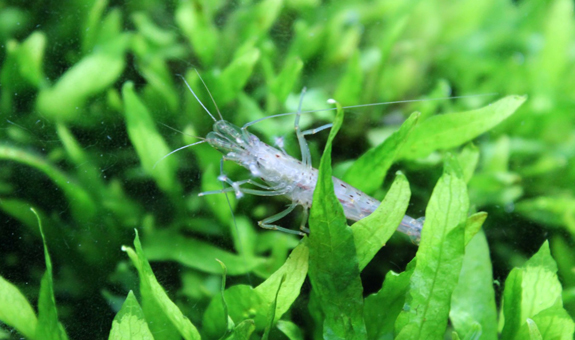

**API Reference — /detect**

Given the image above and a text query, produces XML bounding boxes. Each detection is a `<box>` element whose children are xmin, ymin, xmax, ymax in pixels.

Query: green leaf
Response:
<box><xmin>124</xmin><ymin>230</ymin><xmax>201</xmax><ymax>340</ymax></box>
<box><xmin>225</xmin><ymin>320</ymin><xmax>256</xmax><ymax>340</ymax></box>
<box><xmin>308</xmin><ymin>101</ymin><xmax>367</xmax><ymax>339</ymax></box>
<box><xmin>212</xmin><ymin>48</ymin><xmax>261</xmax><ymax>105</ymax></box>
<box><xmin>515</xmin><ymin>196</ymin><xmax>575</xmax><ymax>233</ymax></box>
<box><xmin>457</xmin><ymin>143</ymin><xmax>480</xmax><ymax>183</ymax></box>
<box><xmin>400</xmin><ymin>95</ymin><xmax>526</xmax><ymax>160</ymax></box>
<box><xmin>334</xmin><ymin>50</ymin><xmax>363</xmax><ymax>106</ymax></box>
<box><xmin>16</xmin><ymin>31</ymin><xmax>47</xmax><ymax>88</ymax></box>
<box><xmin>255</xmin><ymin>241</ymin><xmax>309</xmax><ymax>324</ymax></box>
<box><xmin>33</xmin><ymin>208</ymin><xmax>68</xmax><ymax>340</ymax></box>
<box><xmin>36</xmin><ymin>36</ymin><xmax>128</xmax><ymax>121</ymax></box>
<box><xmin>464</xmin><ymin>212</ymin><xmax>487</xmax><ymax>246</ymax></box>
<box><xmin>122</xmin><ymin>81</ymin><xmax>179</xmax><ymax>194</ymax></box>
<box><xmin>501</xmin><ymin>241</ymin><xmax>572</xmax><ymax>339</ymax></box>
<box><xmin>0</xmin><ymin>145</ymin><xmax>97</xmax><ymax>221</ymax></box>
<box><xmin>396</xmin><ymin>155</ymin><xmax>469</xmax><ymax>339</ymax></box>
<box><xmin>108</xmin><ymin>291</ymin><xmax>154</xmax><ymax>340</ymax></box>
<box><xmin>0</xmin><ymin>276</ymin><xmax>37</xmax><ymax>339</ymax></box>
<box><xmin>344</xmin><ymin>112</ymin><xmax>419</xmax><ymax>194</ymax></box>
<box><xmin>276</xmin><ymin>320</ymin><xmax>304</xmax><ymax>340</ymax></box>
<box><xmin>450</xmin><ymin>231</ymin><xmax>498</xmax><ymax>340</ymax></box>
<box><xmin>270</xmin><ymin>55</ymin><xmax>304</xmax><ymax>104</ymax></box>
<box><xmin>364</xmin><ymin>260</ymin><xmax>415</xmax><ymax>340</ymax></box>
<box><xmin>142</xmin><ymin>229</ymin><xmax>264</xmax><ymax>275</ymax></box>
<box><xmin>203</xmin><ymin>285</ymin><xmax>263</xmax><ymax>338</ymax></box>
<box><xmin>176</xmin><ymin>1</ymin><xmax>219</xmax><ymax>65</ymax></box>
<box><xmin>202</xmin><ymin>241</ymin><xmax>309</xmax><ymax>336</ymax></box>
<box><xmin>351</xmin><ymin>172</ymin><xmax>411</xmax><ymax>270</ymax></box>
<box><xmin>516</xmin><ymin>307</ymin><xmax>574</xmax><ymax>340</ymax></box>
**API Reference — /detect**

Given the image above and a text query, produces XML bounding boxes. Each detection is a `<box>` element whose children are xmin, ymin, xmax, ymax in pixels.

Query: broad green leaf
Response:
<box><xmin>36</xmin><ymin>36</ymin><xmax>128</xmax><ymax>121</ymax></box>
<box><xmin>400</xmin><ymin>95</ymin><xmax>526</xmax><ymax>160</ymax></box>
<box><xmin>202</xmin><ymin>241</ymin><xmax>308</xmax><ymax>336</ymax></box>
<box><xmin>501</xmin><ymin>241</ymin><xmax>570</xmax><ymax>339</ymax></box>
<box><xmin>212</xmin><ymin>48</ymin><xmax>260</xmax><ymax>105</ymax></box>
<box><xmin>450</xmin><ymin>231</ymin><xmax>497</xmax><ymax>340</ymax></box>
<box><xmin>351</xmin><ymin>172</ymin><xmax>411</xmax><ymax>270</ymax></box>
<box><xmin>33</xmin><ymin>208</ymin><xmax>68</xmax><ymax>340</ymax></box>
<box><xmin>0</xmin><ymin>145</ymin><xmax>97</xmax><ymax>221</ymax></box>
<box><xmin>124</xmin><ymin>230</ymin><xmax>201</xmax><ymax>340</ymax></box>
<box><xmin>364</xmin><ymin>260</ymin><xmax>415</xmax><ymax>340</ymax></box>
<box><xmin>308</xmin><ymin>102</ymin><xmax>367</xmax><ymax>339</ymax></box>
<box><xmin>108</xmin><ymin>291</ymin><xmax>153</xmax><ymax>340</ymax></box>
<box><xmin>255</xmin><ymin>241</ymin><xmax>309</xmax><ymax>324</ymax></box>
<box><xmin>203</xmin><ymin>285</ymin><xmax>263</xmax><ymax>338</ymax></box>
<box><xmin>142</xmin><ymin>229</ymin><xmax>264</xmax><ymax>275</ymax></box>
<box><xmin>515</xmin><ymin>196</ymin><xmax>575</xmax><ymax>233</ymax></box>
<box><xmin>344</xmin><ymin>112</ymin><xmax>419</xmax><ymax>194</ymax></box>
<box><xmin>122</xmin><ymin>82</ymin><xmax>179</xmax><ymax>194</ymax></box>
<box><xmin>0</xmin><ymin>276</ymin><xmax>37</xmax><ymax>339</ymax></box>
<box><xmin>396</xmin><ymin>155</ymin><xmax>468</xmax><ymax>339</ymax></box>
<box><xmin>516</xmin><ymin>307</ymin><xmax>574</xmax><ymax>340</ymax></box>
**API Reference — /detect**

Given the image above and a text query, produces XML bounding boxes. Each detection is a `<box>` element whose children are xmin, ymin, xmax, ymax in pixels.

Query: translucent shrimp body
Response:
<box><xmin>205</xmin><ymin>119</ymin><xmax>423</xmax><ymax>243</ymax></box>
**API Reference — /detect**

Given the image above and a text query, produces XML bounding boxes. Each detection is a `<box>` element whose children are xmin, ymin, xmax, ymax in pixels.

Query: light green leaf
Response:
<box><xmin>108</xmin><ymin>291</ymin><xmax>153</xmax><ymax>340</ymax></box>
<box><xmin>0</xmin><ymin>276</ymin><xmax>37</xmax><ymax>339</ymax></box>
<box><xmin>344</xmin><ymin>112</ymin><xmax>419</xmax><ymax>194</ymax></box>
<box><xmin>33</xmin><ymin>208</ymin><xmax>68</xmax><ymax>340</ymax></box>
<box><xmin>400</xmin><ymin>95</ymin><xmax>526</xmax><ymax>160</ymax></box>
<box><xmin>124</xmin><ymin>230</ymin><xmax>201</xmax><ymax>340</ymax></box>
<box><xmin>352</xmin><ymin>172</ymin><xmax>411</xmax><ymax>270</ymax></box>
<box><xmin>276</xmin><ymin>320</ymin><xmax>304</xmax><ymax>340</ymax></box>
<box><xmin>450</xmin><ymin>231</ymin><xmax>497</xmax><ymax>340</ymax></box>
<box><xmin>364</xmin><ymin>260</ymin><xmax>415</xmax><ymax>340</ymax></box>
<box><xmin>122</xmin><ymin>81</ymin><xmax>179</xmax><ymax>194</ymax></box>
<box><xmin>142</xmin><ymin>229</ymin><xmax>264</xmax><ymax>275</ymax></box>
<box><xmin>396</xmin><ymin>155</ymin><xmax>468</xmax><ymax>339</ymax></box>
<box><xmin>308</xmin><ymin>101</ymin><xmax>367</xmax><ymax>339</ymax></box>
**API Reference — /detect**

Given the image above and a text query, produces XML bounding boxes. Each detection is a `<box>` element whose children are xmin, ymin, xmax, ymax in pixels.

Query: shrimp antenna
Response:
<box><xmin>153</xmin><ymin>139</ymin><xmax>206</xmax><ymax>169</ymax></box>
<box><xmin>242</xmin><ymin>92</ymin><xmax>498</xmax><ymax>129</ymax></box>
<box><xmin>177</xmin><ymin>74</ymin><xmax>218</xmax><ymax>123</ymax></box>
<box><xmin>194</xmin><ymin>69</ymin><xmax>224</xmax><ymax>121</ymax></box>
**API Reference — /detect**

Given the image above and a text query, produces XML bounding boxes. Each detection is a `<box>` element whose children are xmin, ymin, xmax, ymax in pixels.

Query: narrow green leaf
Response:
<box><xmin>270</xmin><ymin>55</ymin><xmax>304</xmax><ymax>103</ymax></box>
<box><xmin>0</xmin><ymin>145</ymin><xmax>97</xmax><ymax>221</ymax></box>
<box><xmin>450</xmin><ymin>231</ymin><xmax>498</xmax><ymax>340</ymax></box>
<box><xmin>276</xmin><ymin>320</ymin><xmax>304</xmax><ymax>340</ymax></box>
<box><xmin>122</xmin><ymin>82</ymin><xmax>178</xmax><ymax>194</ymax></box>
<box><xmin>464</xmin><ymin>212</ymin><xmax>487</xmax><ymax>246</ymax></box>
<box><xmin>344</xmin><ymin>112</ymin><xmax>419</xmax><ymax>194</ymax></box>
<box><xmin>142</xmin><ymin>229</ymin><xmax>264</xmax><ymax>275</ymax></box>
<box><xmin>400</xmin><ymin>95</ymin><xmax>526</xmax><ymax>160</ymax></box>
<box><xmin>500</xmin><ymin>268</ymin><xmax>523</xmax><ymax>339</ymax></box>
<box><xmin>396</xmin><ymin>155</ymin><xmax>469</xmax><ymax>339</ymax></box>
<box><xmin>225</xmin><ymin>320</ymin><xmax>256</xmax><ymax>340</ymax></box>
<box><xmin>352</xmin><ymin>172</ymin><xmax>411</xmax><ymax>270</ymax></box>
<box><xmin>515</xmin><ymin>196</ymin><xmax>575</xmax><ymax>231</ymax></box>
<box><xmin>124</xmin><ymin>230</ymin><xmax>201</xmax><ymax>340</ymax></box>
<box><xmin>308</xmin><ymin>101</ymin><xmax>367</xmax><ymax>339</ymax></box>
<box><xmin>108</xmin><ymin>291</ymin><xmax>153</xmax><ymax>340</ymax></box>
<box><xmin>0</xmin><ymin>276</ymin><xmax>37</xmax><ymax>339</ymax></box>
<box><xmin>16</xmin><ymin>31</ymin><xmax>46</xmax><ymax>88</ymax></box>
<box><xmin>36</xmin><ymin>37</ymin><xmax>128</xmax><ymax>121</ymax></box>
<box><xmin>334</xmin><ymin>50</ymin><xmax>363</xmax><ymax>106</ymax></box>
<box><xmin>213</xmin><ymin>48</ymin><xmax>261</xmax><ymax>105</ymax></box>
<box><xmin>457</xmin><ymin>143</ymin><xmax>480</xmax><ymax>183</ymax></box>
<box><xmin>32</xmin><ymin>208</ymin><xmax>68</xmax><ymax>340</ymax></box>
<box><xmin>364</xmin><ymin>260</ymin><xmax>415</xmax><ymax>340</ymax></box>
<box><xmin>176</xmin><ymin>1</ymin><xmax>219</xmax><ymax>65</ymax></box>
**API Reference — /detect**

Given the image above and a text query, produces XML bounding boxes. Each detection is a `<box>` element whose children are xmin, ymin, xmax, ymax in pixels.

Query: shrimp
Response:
<box><xmin>172</xmin><ymin>73</ymin><xmax>424</xmax><ymax>244</ymax></box>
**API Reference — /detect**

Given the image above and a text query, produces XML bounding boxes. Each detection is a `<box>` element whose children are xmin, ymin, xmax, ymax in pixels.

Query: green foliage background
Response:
<box><xmin>1</xmin><ymin>0</ymin><xmax>574</xmax><ymax>339</ymax></box>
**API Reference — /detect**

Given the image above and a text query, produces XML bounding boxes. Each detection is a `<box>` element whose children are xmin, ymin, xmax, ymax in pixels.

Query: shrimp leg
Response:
<box><xmin>258</xmin><ymin>203</ymin><xmax>305</xmax><ymax>236</ymax></box>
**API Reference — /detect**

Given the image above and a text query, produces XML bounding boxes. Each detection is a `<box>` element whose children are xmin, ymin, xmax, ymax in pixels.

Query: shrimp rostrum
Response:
<box><xmin>179</xmin><ymin>75</ymin><xmax>424</xmax><ymax>243</ymax></box>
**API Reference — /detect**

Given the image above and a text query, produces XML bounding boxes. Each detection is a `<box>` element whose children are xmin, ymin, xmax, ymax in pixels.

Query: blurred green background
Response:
<box><xmin>1</xmin><ymin>0</ymin><xmax>574</xmax><ymax>338</ymax></box>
